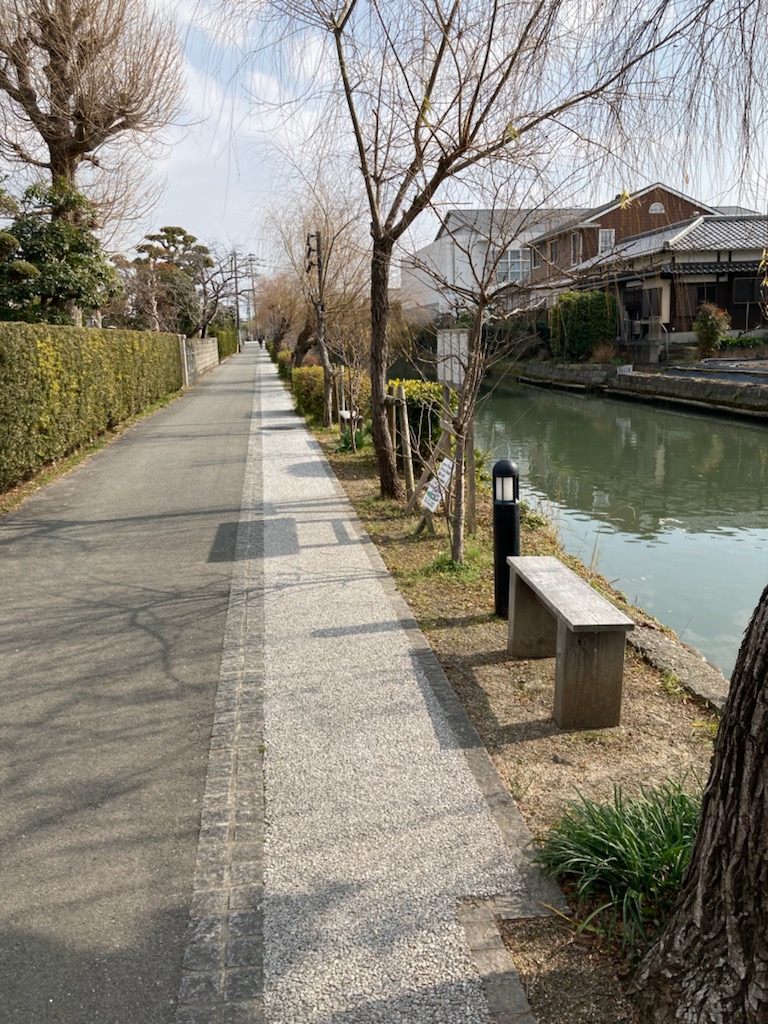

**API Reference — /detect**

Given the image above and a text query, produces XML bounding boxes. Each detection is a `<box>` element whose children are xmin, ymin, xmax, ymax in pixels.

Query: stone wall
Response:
<box><xmin>608</xmin><ymin>371</ymin><xmax>768</xmax><ymax>417</ymax></box>
<box><xmin>519</xmin><ymin>361</ymin><xmax>615</xmax><ymax>390</ymax></box>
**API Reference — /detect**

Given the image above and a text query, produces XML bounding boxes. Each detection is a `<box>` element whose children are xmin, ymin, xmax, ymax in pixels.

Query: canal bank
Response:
<box><xmin>475</xmin><ymin>376</ymin><xmax>768</xmax><ymax>679</ymax></box>
<box><xmin>516</xmin><ymin>358</ymin><xmax>768</xmax><ymax>419</ymax></box>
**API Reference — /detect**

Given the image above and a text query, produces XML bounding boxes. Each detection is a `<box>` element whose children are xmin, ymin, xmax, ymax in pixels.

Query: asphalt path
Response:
<box><xmin>0</xmin><ymin>351</ymin><xmax>260</xmax><ymax>1024</ymax></box>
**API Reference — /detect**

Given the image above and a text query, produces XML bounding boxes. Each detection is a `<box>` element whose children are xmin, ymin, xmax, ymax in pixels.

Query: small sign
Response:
<box><xmin>421</xmin><ymin>457</ymin><xmax>454</xmax><ymax>513</ymax></box>
<box><xmin>437</xmin><ymin>330</ymin><xmax>468</xmax><ymax>390</ymax></box>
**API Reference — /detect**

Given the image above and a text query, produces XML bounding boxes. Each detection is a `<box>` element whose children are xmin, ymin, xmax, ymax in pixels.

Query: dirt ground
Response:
<box><xmin>318</xmin><ymin>435</ymin><xmax>719</xmax><ymax>1024</ymax></box>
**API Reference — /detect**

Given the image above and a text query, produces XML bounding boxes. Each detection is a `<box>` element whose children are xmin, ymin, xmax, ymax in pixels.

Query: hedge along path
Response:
<box><xmin>0</xmin><ymin>323</ymin><xmax>183</xmax><ymax>491</ymax></box>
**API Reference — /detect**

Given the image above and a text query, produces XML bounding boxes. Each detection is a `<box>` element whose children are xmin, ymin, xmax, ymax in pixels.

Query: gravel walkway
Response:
<box><xmin>177</xmin><ymin>348</ymin><xmax>548</xmax><ymax>1024</ymax></box>
<box><xmin>259</xmin><ymin>355</ymin><xmax>529</xmax><ymax>1023</ymax></box>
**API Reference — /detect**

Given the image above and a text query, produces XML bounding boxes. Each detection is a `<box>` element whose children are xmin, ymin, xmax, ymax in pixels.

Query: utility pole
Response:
<box><xmin>306</xmin><ymin>230</ymin><xmax>333</xmax><ymax>426</ymax></box>
<box><xmin>231</xmin><ymin>251</ymin><xmax>241</xmax><ymax>350</ymax></box>
<box><xmin>306</xmin><ymin>231</ymin><xmax>323</xmax><ymax>311</ymax></box>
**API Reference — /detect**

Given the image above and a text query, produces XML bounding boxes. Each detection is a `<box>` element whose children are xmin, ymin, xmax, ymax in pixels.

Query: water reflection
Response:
<box><xmin>475</xmin><ymin>383</ymin><xmax>768</xmax><ymax>677</ymax></box>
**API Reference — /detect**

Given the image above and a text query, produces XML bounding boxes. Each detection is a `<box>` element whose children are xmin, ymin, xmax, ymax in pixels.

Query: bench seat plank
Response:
<box><xmin>506</xmin><ymin>555</ymin><xmax>634</xmax><ymax>729</ymax></box>
<box><xmin>507</xmin><ymin>556</ymin><xmax>633</xmax><ymax>632</ymax></box>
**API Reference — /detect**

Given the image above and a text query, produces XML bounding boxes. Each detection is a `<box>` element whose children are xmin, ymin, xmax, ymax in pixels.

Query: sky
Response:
<box><xmin>128</xmin><ymin>1</ymin><xmax>768</xmax><ymax>266</ymax></box>
<box><xmin>144</xmin><ymin>4</ymin><xmax>278</xmax><ymax>261</ymax></box>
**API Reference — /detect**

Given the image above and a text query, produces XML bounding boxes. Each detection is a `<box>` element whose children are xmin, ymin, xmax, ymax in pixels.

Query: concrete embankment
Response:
<box><xmin>516</xmin><ymin>360</ymin><xmax>768</xmax><ymax>420</ymax></box>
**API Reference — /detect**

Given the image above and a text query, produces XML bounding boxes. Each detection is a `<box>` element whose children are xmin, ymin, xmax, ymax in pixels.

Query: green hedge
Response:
<box><xmin>550</xmin><ymin>290</ymin><xmax>618</xmax><ymax>360</ymax></box>
<box><xmin>0</xmin><ymin>322</ymin><xmax>182</xmax><ymax>491</ymax></box>
<box><xmin>215</xmin><ymin>328</ymin><xmax>238</xmax><ymax>360</ymax></box>
<box><xmin>389</xmin><ymin>378</ymin><xmax>450</xmax><ymax>467</ymax></box>
<box><xmin>292</xmin><ymin>366</ymin><xmax>373</xmax><ymax>424</ymax></box>
<box><xmin>292</xmin><ymin>365</ymin><xmax>325</xmax><ymax>420</ymax></box>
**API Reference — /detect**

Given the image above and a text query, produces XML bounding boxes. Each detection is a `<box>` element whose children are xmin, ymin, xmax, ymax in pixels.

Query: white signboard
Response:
<box><xmin>436</xmin><ymin>330</ymin><xmax>468</xmax><ymax>390</ymax></box>
<box><xmin>420</xmin><ymin>457</ymin><xmax>454</xmax><ymax>513</ymax></box>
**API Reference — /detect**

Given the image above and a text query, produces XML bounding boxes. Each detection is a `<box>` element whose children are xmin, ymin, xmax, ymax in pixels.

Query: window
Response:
<box><xmin>696</xmin><ymin>283</ymin><xmax>717</xmax><ymax>306</ymax></box>
<box><xmin>649</xmin><ymin>202</ymin><xmax>665</xmax><ymax>215</ymax></box>
<box><xmin>496</xmin><ymin>248</ymin><xmax>531</xmax><ymax>284</ymax></box>
<box><xmin>641</xmin><ymin>287</ymin><xmax>660</xmax><ymax>318</ymax></box>
<box><xmin>733</xmin><ymin>278</ymin><xmax>762</xmax><ymax>303</ymax></box>
<box><xmin>531</xmin><ymin>247</ymin><xmax>541</xmax><ymax>269</ymax></box>
<box><xmin>598</xmin><ymin>228</ymin><xmax>615</xmax><ymax>254</ymax></box>
<box><xmin>570</xmin><ymin>232</ymin><xmax>582</xmax><ymax>266</ymax></box>
<box><xmin>549</xmin><ymin>239</ymin><xmax>559</xmax><ymax>265</ymax></box>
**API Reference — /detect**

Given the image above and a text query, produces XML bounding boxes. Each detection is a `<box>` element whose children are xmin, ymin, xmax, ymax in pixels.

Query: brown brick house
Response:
<box><xmin>527</xmin><ymin>184</ymin><xmax>721</xmax><ymax>287</ymax></box>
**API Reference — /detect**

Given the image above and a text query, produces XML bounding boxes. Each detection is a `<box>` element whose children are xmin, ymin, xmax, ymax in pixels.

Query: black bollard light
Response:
<box><xmin>493</xmin><ymin>459</ymin><xmax>520</xmax><ymax>617</ymax></box>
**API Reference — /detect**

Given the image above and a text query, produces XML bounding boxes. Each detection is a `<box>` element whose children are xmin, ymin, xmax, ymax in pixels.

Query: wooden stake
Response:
<box><xmin>396</xmin><ymin>384</ymin><xmax>415</xmax><ymax>499</ymax></box>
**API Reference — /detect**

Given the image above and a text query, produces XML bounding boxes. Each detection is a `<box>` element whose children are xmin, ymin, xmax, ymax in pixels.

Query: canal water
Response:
<box><xmin>474</xmin><ymin>381</ymin><xmax>768</xmax><ymax>678</ymax></box>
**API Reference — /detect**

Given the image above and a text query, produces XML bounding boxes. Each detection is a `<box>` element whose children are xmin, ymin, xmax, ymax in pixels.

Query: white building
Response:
<box><xmin>400</xmin><ymin>207</ymin><xmax>587</xmax><ymax>322</ymax></box>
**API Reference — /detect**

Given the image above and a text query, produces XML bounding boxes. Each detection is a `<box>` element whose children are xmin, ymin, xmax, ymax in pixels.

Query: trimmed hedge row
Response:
<box><xmin>216</xmin><ymin>328</ymin><xmax>238</xmax><ymax>360</ymax></box>
<box><xmin>0</xmin><ymin>322</ymin><xmax>183</xmax><ymax>491</ymax></box>
<box><xmin>292</xmin><ymin>366</ymin><xmax>373</xmax><ymax>423</ymax></box>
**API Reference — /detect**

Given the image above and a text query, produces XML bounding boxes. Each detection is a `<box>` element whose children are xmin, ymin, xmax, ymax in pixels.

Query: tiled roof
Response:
<box><xmin>572</xmin><ymin>215</ymin><xmax>768</xmax><ymax>273</ymax></box>
<box><xmin>670</xmin><ymin>216</ymin><xmax>768</xmax><ymax>251</ymax></box>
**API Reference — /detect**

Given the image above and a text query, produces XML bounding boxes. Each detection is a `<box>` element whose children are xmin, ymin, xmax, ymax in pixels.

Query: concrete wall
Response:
<box><xmin>181</xmin><ymin>337</ymin><xmax>219</xmax><ymax>386</ymax></box>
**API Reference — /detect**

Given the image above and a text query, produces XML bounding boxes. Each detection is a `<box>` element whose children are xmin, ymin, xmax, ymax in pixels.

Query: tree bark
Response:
<box><xmin>292</xmin><ymin>320</ymin><xmax>314</xmax><ymax>368</ymax></box>
<box><xmin>370</xmin><ymin>235</ymin><xmax>403</xmax><ymax>499</ymax></box>
<box><xmin>631</xmin><ymin>584</ymin><xmax>768</xmax><ymax>1023</ymax></box>
<box><xmin>450</xmin><ymin>430</ymin><xmax>466</xmax><ymax>563</ymax></box>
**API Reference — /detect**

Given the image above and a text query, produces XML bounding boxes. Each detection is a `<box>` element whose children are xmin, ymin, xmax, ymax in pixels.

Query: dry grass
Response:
<box><xmin>316</xmin><ymin>428</ymin><xmax>717</xmax><ymax>1024</ymax></box>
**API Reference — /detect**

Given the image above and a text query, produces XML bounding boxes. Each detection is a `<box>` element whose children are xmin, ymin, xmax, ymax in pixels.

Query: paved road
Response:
<box><xmin>0</xmin><ymin>347</ymin><xmax>552</xmax><ymax>1024</ymax></box>
<box><xmin>0</xmin><ymin>353</ymin><xmax>259</xmax><ymax>1023</ymax></box>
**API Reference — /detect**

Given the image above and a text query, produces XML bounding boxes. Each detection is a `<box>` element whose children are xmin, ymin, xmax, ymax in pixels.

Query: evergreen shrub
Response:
<box><xmin>551</xmin><ymin>291</ymin><xmax>618</xmax><ymax>361</ymax></box>
<box><xmin>0</xmin><ymin>322</ymin><xmax>182</xmax><ymax>491</ymax></box>
<box><xmin>276</xmin><ymin>350</ymin><xmax>292</xmax><ymax>379</ymax></box>
<box><xmin>215</xmin><ymin>327</ymin><xmax>238</xmax><ymax>360</ymax></box>
<box><xmin>389</xmin><ymin>378</ymin><xmax>451</xmax><ymax>468</ymax></box>
<box><xmin>292</xmin><ymin>366</ymin><xmax>325</xmax><ymax>421</ymax></box>
<box><xmin>692</xmin><ymin>303</ymin><xmax>731</xmax><ymax>357</ymax></box>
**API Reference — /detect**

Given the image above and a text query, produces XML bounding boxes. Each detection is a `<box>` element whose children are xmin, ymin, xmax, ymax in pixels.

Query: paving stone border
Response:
<box><xmin>175</xmin><ymin>358</ymin><xmax>266</xmax><ymax>1024</ymax></box>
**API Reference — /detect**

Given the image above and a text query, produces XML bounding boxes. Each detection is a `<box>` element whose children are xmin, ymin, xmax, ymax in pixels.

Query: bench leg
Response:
<box><xmin>508</xmin><ymin>573</ymin><xmax>558</xmax><ymax>658</ymax></box>
<box><xmin>553</xmin><ymin>625</ymin><xmax>626</xmax><ymax>729</ymax></box>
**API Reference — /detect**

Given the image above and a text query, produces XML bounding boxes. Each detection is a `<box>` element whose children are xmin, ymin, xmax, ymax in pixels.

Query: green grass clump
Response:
<box><xmin>534</xmin><ymin>778</ymin><xmax>702</xmax><ymax>953</ymax></box>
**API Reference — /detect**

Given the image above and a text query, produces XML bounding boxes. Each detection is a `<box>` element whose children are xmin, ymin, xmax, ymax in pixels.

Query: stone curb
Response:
<box><xmin>628</xmin><ymin>625</ymin><xmax>730</xmax><ymax>710</ymax></box>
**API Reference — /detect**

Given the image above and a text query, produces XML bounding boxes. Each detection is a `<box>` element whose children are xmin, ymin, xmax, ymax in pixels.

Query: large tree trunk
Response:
<box><xmin>292</xmin><ymin>320</ymin><xmax>314</xmax><ymax>368</ymax></box>
<box><xmin>631</xmin><ymin>584</ymin><xmax>768</xmax><ymax>1023</ymax></box>
<box><xmin>370</xmin><ymin>235</ymin><xmax>403</xmax><ymax>500</ymax></box>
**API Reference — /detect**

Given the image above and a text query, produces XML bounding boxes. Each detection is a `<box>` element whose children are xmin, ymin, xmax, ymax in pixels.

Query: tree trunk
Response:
<box><xmin>631</xmin><ymin>583</ymin><xmax>768</xmax><ymax>1023</ymax></box>
<box><xmin>370</xmin><ymin>234</ymin><xmax>403</xmax><ymax>500</ymax></box>
<box><xmin>450</xmin><ymin>431</ymin><xmax>466</xmax><ymax>563</ymax></box>
<box><xmin>292</xmin><ymin>320</ymin><xmax>314</xmax><ymax>368</ymax></box>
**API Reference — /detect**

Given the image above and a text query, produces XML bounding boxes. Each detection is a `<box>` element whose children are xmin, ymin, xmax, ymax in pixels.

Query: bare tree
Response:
<box><xmin>248</xmin><ymin>0</ymin><xmax>765</xmax><ymax>498</ymax></box>
<box><xmin>255</xmin><ymin>270</ymin><xmax>306</xmax><ymax>351</ymax></box>
<box><xmin>0</xmin><ymin>0</ymin><xmax>184</xmax><ymax>226</ymax></box>
<box><xmin>629</xmin><ymin>581</ymin><xmax>768</xmax><ymax>1023</ymax></box>
<box><xmin>269</xmin><ymin>178</ymin><xmax>370</xmax><ymax>425</ymax></box>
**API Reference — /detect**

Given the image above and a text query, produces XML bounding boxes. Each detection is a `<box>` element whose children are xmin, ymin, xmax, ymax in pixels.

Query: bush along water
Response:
<box><xmin>692</xmin><ymin>302</ymin><xmax>731</xmax><ymax>358</ymax></box>
<box><xmin>534</xmin><ymin>778</ymin><xmax>702</xmax><ymax>956</ymax></box>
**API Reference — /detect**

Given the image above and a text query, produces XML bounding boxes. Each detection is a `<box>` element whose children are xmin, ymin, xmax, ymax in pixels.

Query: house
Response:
<box><xmin>399</xmin><ymin>185</ymin><xmax>766</xmax><ymax>359</ymax></box>
<box><xmin>400</xmin><ymin>206</ymin><xmax>588</xmax><ymax>322</ymax></box>
<box><xmin>526</xmin><ymin>184</ymin><xmax>724</xmax><ymax>291</ymax></box>
<box><xmin>538</xmin><ymin>214</ymin><xmax>768</xmax><ymax>359</ymax></box>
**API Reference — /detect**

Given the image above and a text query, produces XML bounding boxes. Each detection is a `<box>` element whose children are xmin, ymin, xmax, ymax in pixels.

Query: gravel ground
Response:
<box><xmin>259</xmin><ymin>364</ymin><xmax>527</xmax><ymax>1023</ymax></box>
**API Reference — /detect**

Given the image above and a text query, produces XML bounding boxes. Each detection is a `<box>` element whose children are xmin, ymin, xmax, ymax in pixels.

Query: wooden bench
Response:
<box><xmin>507</xmin><ymin>555</ymin><xmax>634</xmax><ymax>729</ymax></box>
